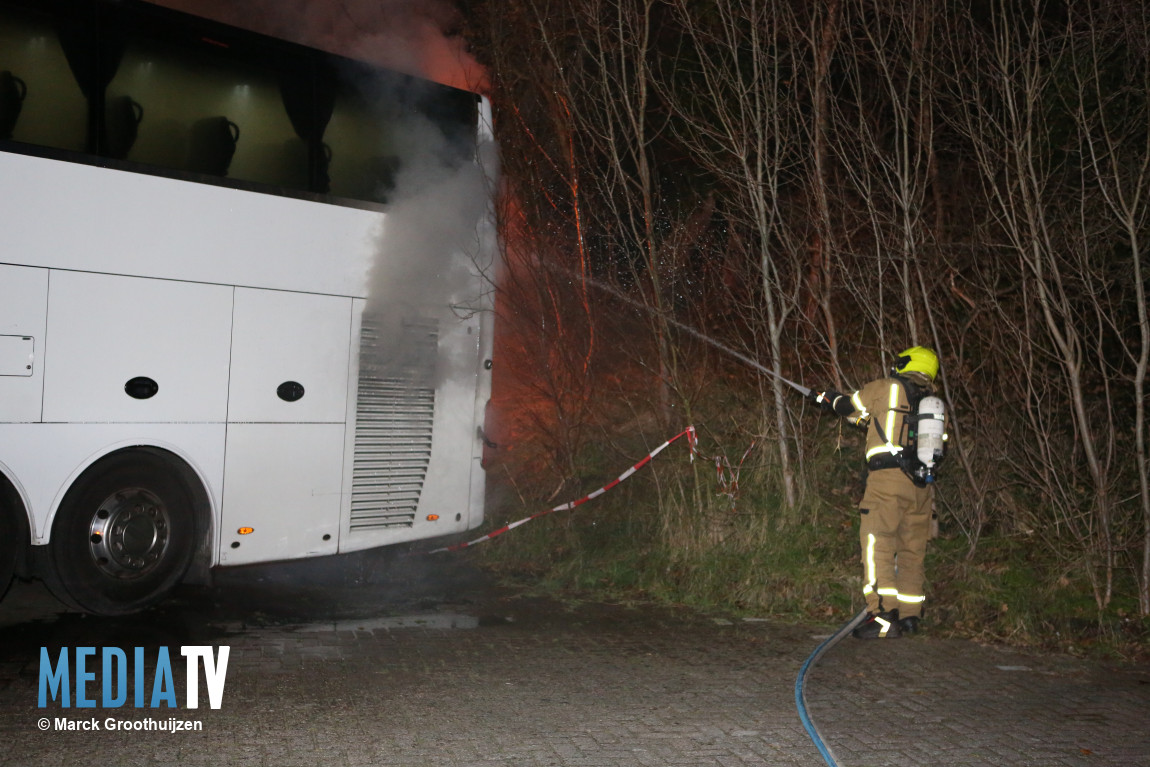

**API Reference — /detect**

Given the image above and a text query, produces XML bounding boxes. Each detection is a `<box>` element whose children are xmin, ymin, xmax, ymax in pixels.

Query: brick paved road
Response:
<box><xmin>0</xmin><ymin>555</ymin><xmax>1147</xmax><ymax>767</ymax></box>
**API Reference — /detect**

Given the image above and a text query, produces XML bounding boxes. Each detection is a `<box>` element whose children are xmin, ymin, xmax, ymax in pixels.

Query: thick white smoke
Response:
<box><xmin>362</xmin><ymin>108</ymin><xmax>499</xmax><ymax>384</ymax></box>
<box><xmin>367</xmin><ymin>113</ymin><xmax>491</xmax><ymax>309</ymax></box>
<box><xmin>148</xmin><ymin>0</ymin><xmax>497</xmax><ymax>384</ymax></box>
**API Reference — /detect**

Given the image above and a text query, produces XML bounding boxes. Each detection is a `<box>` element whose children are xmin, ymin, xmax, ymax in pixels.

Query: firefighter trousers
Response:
<box><xmin>858</xmin><ymin>468</ymin><xmax>933</xmax><ymax>618</ymax></box>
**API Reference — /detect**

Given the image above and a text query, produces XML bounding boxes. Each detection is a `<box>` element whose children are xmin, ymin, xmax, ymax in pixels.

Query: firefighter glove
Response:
<box><xmin>811</xmin><ymin>390</ymin><xmax>842</xmax><ymax>411</ymax></box>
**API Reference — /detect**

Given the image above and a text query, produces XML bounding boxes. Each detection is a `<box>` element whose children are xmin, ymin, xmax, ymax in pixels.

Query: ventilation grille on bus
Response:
<box><xmin>349</xmin><ymin>317</ymin><xmax>438</xmax><ymax>532</ymax></box>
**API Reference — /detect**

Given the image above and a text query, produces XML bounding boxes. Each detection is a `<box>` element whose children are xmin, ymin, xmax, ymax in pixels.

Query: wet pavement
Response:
<box><xmin>1</xmin><ymin>549</ymin><xmax>1148</xmax><ymax>767</ymax></box>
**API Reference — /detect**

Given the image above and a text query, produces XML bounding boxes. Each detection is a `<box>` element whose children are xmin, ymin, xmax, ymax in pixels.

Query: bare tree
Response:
<box><xmin>662</xmin><ymin>0</ymin><xmax>808</xmax><ymax>508</ymax></box>
<box><xmin>468</xmin><ymin>0</ymin><xmax>604</xmax><ymax>491</ymax></box>
<box><xmin>474</xmin><ymin>0</ymin><xmax>716</xmax><ymax>504</ymax></box>
<box><xmin>1067</xmin><ymin>1</ymin><xmax>1150</xmax><ymax>613</ymax></box>
<box><xmin>944</xmin><ymin>0</ymin><xmax>1135</xmax><ymax>608</ymax></box>
<box><xmin>830</xmin><ymin>1</ymin><xmax>933</xmax><ymax>346</ymax></box>
<box><xmin>803</xmin><ymin>0</ymin><xmax>846</xmax><ymax>386</ymax></box>
<box><xmin>466</xmin><ymin>0</ymin><xmax>1150</xmax><ymax>621</ymax></box>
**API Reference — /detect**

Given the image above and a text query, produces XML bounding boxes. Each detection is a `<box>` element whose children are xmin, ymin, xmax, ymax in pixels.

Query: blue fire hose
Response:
<box><xmin>794</xmin><ymin>609</ymin><xmax>868</xmax><ymax>766</ymax></box>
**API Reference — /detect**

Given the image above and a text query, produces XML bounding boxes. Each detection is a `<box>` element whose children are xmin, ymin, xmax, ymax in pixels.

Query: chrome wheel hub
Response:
<box><xmin>87</xmin><ymin>487</ymin><xmax>170</xmax><ymax>578</ymax></box>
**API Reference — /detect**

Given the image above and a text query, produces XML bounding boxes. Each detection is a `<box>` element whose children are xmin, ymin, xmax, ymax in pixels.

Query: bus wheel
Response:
<box><xmin>47</xmin><ymin>451</ymin><xmax>199</xmax><ymax>616</ymax></box>
<box><xmin>0</xmin><ymin>491</ymin><xmax>20</xmax><ymax>603</ymax></box>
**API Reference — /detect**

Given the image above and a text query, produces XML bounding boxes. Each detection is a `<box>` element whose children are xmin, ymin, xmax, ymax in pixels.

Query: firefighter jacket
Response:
<box><xmin>832</xmin><ymin>376</ymin><xmax>925</xmax><ymax>469</ymax></box>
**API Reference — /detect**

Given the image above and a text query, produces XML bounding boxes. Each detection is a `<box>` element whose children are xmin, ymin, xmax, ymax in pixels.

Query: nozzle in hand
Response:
<box><xmin>809</xmin><ymin>389</ymin><xmax>842</xmax><ymax>412</ymax></box>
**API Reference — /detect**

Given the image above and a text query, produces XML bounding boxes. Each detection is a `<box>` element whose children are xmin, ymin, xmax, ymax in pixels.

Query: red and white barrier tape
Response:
<box><xmin>714</xmin><ymin>440</ymin><xmax>756</xmax><ymax>505</ymax></box>
<box><xmin>428</xmin><ymin>426</ymin><xmax>697</xmax><ymax>554</ymax></box>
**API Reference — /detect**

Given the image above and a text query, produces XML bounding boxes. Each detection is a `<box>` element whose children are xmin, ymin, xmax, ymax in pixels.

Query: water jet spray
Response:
<box><xmin>548</xmin><ymin>264</ymin><xmax>811</xmax><ymax>397</ymax></box>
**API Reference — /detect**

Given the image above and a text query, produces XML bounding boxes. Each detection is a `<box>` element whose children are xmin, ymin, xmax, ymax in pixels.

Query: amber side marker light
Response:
<box><xmin>426</xmin><ymin>515</ymin><xmax>440</xmax><ymax>521</ymax></box>
<box><xmin>237</xmin><ymin>527</ymin><xmax>255</xmax><ymax>535</ymax></box>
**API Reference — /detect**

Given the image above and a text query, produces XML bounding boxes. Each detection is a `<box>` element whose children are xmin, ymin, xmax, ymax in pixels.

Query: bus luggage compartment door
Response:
<box><xmin>219</xmin><ymin>422</ymin><xmax>344</xmax><ymax>565</ymax></box>
<box><xmin>42</xmin><ymin>271</ymin><xmax>232</xmax><ymax>423</ymax></box>
<box><xmin>219</xmin><ymin>288</ymin><xmax>353</xmax><ymax>565</ymax></box>
<box><xmin>0</xmin><ymin>264</ymin><xmax>47</xmax><ymax>423</ymax></box>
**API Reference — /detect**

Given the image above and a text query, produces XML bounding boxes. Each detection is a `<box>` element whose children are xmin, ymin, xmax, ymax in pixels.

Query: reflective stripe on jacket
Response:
<box><xmin>844</xmin><ymin>377</ymin><xmax>911</xmax><ymax>460</ymax></box>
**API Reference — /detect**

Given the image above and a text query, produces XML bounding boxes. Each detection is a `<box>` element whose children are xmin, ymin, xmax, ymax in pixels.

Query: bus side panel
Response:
<box><xmin>3</xmin><ymin>152</ymin><xmax>379</xmax><ymax>298</ymax></box>
<box><xmin>0</xmin><ymin>264</ymin><xmax>48</xmax><ymax>423</ymax></box>
<box><xmin>228</xmin><ymin>288</ymin><xmax>353</xmax><ymax>424</ymax></box>
<box><xmin>219</xmin><ymin>423</ymin><xmax>344</xmax><ymax>564</ymax></box>
<box><xmin>217</xmin><ymin>288</ymin><xmax>352</xmax><ymax>565</ymax></box>
<box><xmin>467</xmin><ymin>296</ymin><xmax>496</xmax><ymax>531</ymax></box>
<box><xmin>0</xmin><ymin>423</ymin><xmax>225</xmax><ymax>546</ymax></box>
<box><xmin>43</xmin><ymin>272</ymin><xmax>233</xmax><ymax>424</ymax></box>
<box><xmin>416</xmin><ymin>316</ymin><xmax>484</xmax><ymax>531</ymax></box>
<box><xmin>466</xmin><ymin>197</ymin><xmax>497</xmax><ymax>533</ymax></box>
<box><xmin>338</xmin><ymin>311</ymin><xmax>482</xmax><ymax>553</ymax></box>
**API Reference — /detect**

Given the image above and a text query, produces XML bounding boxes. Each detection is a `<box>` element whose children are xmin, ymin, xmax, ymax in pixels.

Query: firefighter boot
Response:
<box><xmin>899</xmin><ymin>614</ymin><xmax>921</xmax><ymax>635</ymax></box>
<box><xmin>852</xmin><ymin>609</ymin><xmax>902</xmax><ymax>639</ymax></box>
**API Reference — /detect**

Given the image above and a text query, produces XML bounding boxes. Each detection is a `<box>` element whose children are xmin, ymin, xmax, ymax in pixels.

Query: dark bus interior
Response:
<box><xmin>0</xmin><ymin>0</ymin><xmax>479</xmax><ymax>207</ymax></box>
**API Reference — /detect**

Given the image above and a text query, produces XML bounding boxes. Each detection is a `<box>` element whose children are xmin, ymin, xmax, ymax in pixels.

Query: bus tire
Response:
<box><xmin>0</xmin><ymin>477</ymin><xmax>26</xmax><ymax>603</ymax></box>
<box><xmin>47</xmin><ymin>450</ymin><xmax>200</xmax><ymax>616</ymax></box>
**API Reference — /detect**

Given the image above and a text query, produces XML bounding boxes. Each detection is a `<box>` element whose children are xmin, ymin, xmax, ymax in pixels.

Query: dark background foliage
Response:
<box><xmin>456</xmin><ymin>0</ymin><xmax>1150</xmax><ymax>655</ymax></box>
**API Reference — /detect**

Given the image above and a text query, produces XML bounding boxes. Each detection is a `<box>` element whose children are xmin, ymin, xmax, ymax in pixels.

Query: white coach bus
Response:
<box><xmin>0</xmin><ymin>0</ymin><xmax>495</xmax><ymax>614</ymax></box>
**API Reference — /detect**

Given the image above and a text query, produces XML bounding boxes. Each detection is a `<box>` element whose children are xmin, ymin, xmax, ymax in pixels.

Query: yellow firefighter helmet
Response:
<box><xmin>893</xmin><ymin>346</ymin><xmax>939</xmax><ymax>381</ymax></box>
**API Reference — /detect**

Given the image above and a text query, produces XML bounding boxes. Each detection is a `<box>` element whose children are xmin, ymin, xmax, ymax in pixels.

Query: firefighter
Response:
<box><xmin>808</xmin><ymin>346</ymin><xmax>945</xmax><ymax>639</ymax></box>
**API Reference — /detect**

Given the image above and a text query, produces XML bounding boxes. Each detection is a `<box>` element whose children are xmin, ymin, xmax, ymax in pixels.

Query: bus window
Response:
<box><xmin>416</xmin><ymin>85</ymin><xmax>479</xmax><ymax>167</ymax></box>
<box><xmin>324</xmin><ymin>66</ymin><xmax>478</xmax><ymax>206</ymax></box>
<box><xmin>325</xmin><ymin>66</ymin><xmax>405</xmax><ymax>205</ymax></box>
<box><xmin>0</xmin><ymin>5</ymin><xmax>87</xmax><ymax>151</ymax></box>
<box><xmin>107</xmin><ymin>31</ymin><xmax>304</xmax><ymax>189</ymax></box>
